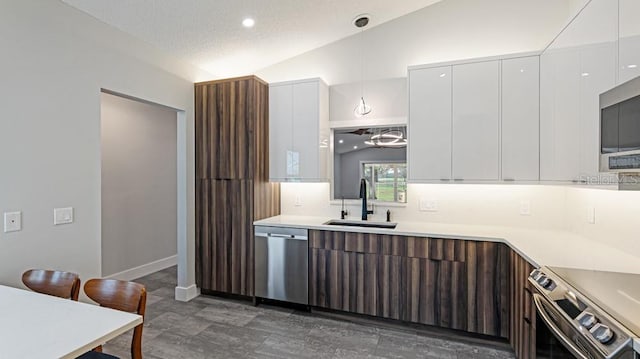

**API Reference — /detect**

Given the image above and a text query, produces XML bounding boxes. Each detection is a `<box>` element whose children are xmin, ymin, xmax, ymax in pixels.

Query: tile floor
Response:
<box><xmin>102</xmin><ymin>267</ymin><xmax>516</xmax><ymax>359</ymax></box>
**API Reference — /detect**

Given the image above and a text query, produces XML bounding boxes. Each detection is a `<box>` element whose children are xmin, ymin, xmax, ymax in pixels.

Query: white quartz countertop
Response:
<box><xmin>254</xmin><ymin>215</ymin><xmax>640</xmax><ymax>275</ymax></box>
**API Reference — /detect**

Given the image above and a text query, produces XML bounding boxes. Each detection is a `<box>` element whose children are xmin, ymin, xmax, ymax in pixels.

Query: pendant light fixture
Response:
<box><xmin>364</xmin><ymin>127</ymin><xmax>407</xmax><ymax>148</ymax></box>
<box><xmin>353</xmin><ymin>14</ymin><xmax>372</xmax><ymax>117</ymax></box>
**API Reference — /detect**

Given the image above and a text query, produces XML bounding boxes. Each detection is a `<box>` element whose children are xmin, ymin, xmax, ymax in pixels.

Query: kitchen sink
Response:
<box><xmin>323</xmin><ymin>219</ymin><xmax>397</xmax><ymax>229</ymax></box>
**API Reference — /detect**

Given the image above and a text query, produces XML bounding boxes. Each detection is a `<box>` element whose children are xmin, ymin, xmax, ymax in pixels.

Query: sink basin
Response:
<box><xmin>324</xmin><ymin>219</ymin><xmax>397</xmax><ymax>229</ymax></box>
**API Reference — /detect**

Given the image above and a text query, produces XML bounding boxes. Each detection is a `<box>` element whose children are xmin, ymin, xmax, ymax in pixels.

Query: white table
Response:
<box><xmin>0</xmin><ymin>285</ymin><xmax>143</xmax><ymax>359</ymax></box>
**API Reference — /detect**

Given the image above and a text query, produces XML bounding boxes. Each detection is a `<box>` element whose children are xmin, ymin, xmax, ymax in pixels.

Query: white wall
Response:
<box><xmin>101</xmin><ymin>93</ymin><xmax>177</xmax><ymax>277</ymax></box>
<box><xmin>282</xmin><ymin>183</ymin><xmax>569</xmax><ymax>230</ymax></box>
<box><xmin>330</xmin><ymin>78</ymin><xmax>407</xmax><ymax>124</ymax></box>
<box><xmin>564</xmin><ymin>187</ymin><xmax>640</xmax><ymax>258</ymax></box>
<box><xmin>257</xmin><ymin>0</ymin><xmax>578</xmax><ymax>85</ymax></box>
<box><xmin>0</xmin><ymin>0</ymin><xmax>204</xmax><ymax>294</ymax></box>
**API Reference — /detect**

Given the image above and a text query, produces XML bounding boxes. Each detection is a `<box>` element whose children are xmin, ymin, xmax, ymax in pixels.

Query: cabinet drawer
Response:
<box><xmin>309</xmin><ymin>230</ymin><xmax>466</xmax><ymax>260</ymax></box>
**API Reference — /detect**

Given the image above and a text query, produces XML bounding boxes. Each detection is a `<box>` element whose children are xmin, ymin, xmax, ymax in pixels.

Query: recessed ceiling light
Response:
<box><xmin>520</xmin><ymin>69</ymin><xmax>525</xmax><ymax>73</ymax></box>
<box><xmin>439</xmin><ymin>73</ymin><xmax>446</xmax><ymax>78</ymax></box>
<box><xmin>242</xmin><ymin>18</ymin><xmax>255</xmax><ymax>28</ymax></box>
<box><xmin>581</xmin><ymin>72</ymin><xmax>590</xmax><ymax>77</ymax></box>
<box><xmin>628</xmin><ymin>64</ymin><xmax>638</xmax><ymax>69</ymax></box>
<box><xmin>339</xmin><ymin>139</ymin><xmax>344</xmax><ymax>144</ymax></box>
<box><xmin>353</xmin><ymin>145</ymin><xmax>358</xmax><ymax>149</ymax></box>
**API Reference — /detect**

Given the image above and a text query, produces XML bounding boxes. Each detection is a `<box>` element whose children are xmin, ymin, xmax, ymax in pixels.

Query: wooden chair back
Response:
<box><xmin>22</xmin><ymin>269</ymin><xmax>81</xmax><ymax>301</ymax></box>
<box><xmin>84</xmin><ymin>279</ymin><xmax>146</xmax><ymax>359</ymax></box>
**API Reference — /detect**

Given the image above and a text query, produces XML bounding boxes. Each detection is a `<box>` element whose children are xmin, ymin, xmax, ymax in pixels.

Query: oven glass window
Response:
<box><xmin>618</xmin><ymin>94</ymin><xmax>640</xmax><ymax>152</ymax></box>
<box><xmin>601</xmin><ymin>105</ymin><xmax>619</xmax><ymax>154</ymax></box>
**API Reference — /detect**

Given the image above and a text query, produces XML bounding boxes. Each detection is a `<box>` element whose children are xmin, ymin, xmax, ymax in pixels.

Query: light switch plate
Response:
<box><xmin>419</xmin><ymin>198</ymin><xmax>438</xmax><ymax>212</ymax></box>
<box><xmin>54</xmin><ymin>207</ymin><xmax>74</xmax><ymax>225</ymax></box>
<box><xmin>4</xmin><ymin>212</ymin><xmax>22</xmax><ymax>233</ymax></box>
<box><xmin>294</xmin><ymin>195</ymin><xmax>303</xmax><ymax>207</ymax></box>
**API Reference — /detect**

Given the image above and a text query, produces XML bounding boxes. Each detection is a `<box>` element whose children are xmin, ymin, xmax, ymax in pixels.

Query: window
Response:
<box><xmin>362</xmin><ymin>162</ymin><xmax>407</xmax><ymax>203</ymax></box>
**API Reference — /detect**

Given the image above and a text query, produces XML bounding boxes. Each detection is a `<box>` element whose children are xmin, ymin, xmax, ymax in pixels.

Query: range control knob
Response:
<box><xmin>530</xmin><ymin>269</ymin><xmax>541</xmax><ymax>279</ymax></box>
<box><xmin>591</xmin><ymin>324</ymin><xmax>614</xmax><ymax>344</ymax></box>
<box><xmin>578</xmin><ymin>312</ymin><xmax>598</xmax><ymax>329</ymax></box>
<box><xmin>537</xmin><ymin>275</ymin><xmax>552</xmax><ymax>289</ymax></box>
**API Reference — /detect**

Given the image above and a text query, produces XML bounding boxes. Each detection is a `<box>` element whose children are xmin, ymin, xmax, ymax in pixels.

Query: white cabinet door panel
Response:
<box><xmin>619</xmin><ymin>0</ymin><xmax>640</xmax><ymax>83</ymax></box>
<box><xmin>579</xmin><ymin>43</ymin><xmax>617</xmax><ymax>181</ymax></box>
<box><xmin>540</xmin><ymin>50</ymin><xmax>581</xmax><ymax>181</ymax></box>
<box><xmin>452</xmin><ymin>61</ymin><xmax>500</xmax><ymax>180</ymax></box>
<box><xmin>269</xmin><ymin>84</ymin><xmax>293</xmax><ymax>180</ymax></box>
<box><xmin>292</xmin><ymin>81</ymin><xmax>320</xmax><ymax>180</ymax></box>
<box><xmin>408</xmin><ymin>66</ymin><xmax>452</xmax><ymax>181</ymax></box>
<box><xmin>501</xmin><ymin>56</ymin><xmax>540</xmax><ymax>181</ymax></box>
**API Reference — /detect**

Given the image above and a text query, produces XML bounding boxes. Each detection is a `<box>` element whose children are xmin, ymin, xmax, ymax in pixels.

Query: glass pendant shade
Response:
<box><xmin>354</xmin><ymin>97</ymin><xmax>372</xmax><ymax>117</ymax></box>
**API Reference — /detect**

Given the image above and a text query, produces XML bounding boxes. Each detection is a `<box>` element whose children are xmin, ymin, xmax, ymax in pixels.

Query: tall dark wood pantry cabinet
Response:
<box><xmin>195</xmin><ymin>76</ymin><xmax>280</xmax><ymax>297</ymax></box>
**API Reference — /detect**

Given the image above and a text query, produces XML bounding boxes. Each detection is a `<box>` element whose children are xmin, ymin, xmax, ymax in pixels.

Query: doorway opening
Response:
<box><xmin>100</xmin><ymin>90</ymin><xmax>185</xmax><ymax>289</ymax></box>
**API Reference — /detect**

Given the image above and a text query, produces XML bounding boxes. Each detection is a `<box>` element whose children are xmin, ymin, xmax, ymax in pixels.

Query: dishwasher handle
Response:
<box><xmin>255</xmin><ymin>232</ymin><xmax>308</xmax><ymax>241</ymax></box>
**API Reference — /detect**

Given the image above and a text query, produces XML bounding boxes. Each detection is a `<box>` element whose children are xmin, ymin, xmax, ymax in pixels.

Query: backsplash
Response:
<box><xmin>280</xmin><ymin>183</ymin><xmax>567</xmax><ymax>229</ymax></box>
<box><xmin>565</xmin><ymin>187</ymin><xmax>640</xmax><ymax>257</ymax></box>
<box><xmin>280</xmin><ymin>182</ymin><xmax>640</xmax><ymax>257</ymax></box>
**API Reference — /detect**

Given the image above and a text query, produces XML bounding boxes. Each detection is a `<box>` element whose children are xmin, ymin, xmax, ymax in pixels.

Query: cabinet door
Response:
<box><xmin>579</xmin><ymin>43</ymin><xmax>617</xmax><ymax>181</ymax></box>
<box><xmin>404</xmin><ymin>258</ymin><xmax>466</xmax><ymax>330</ymax></box>
<box><xmin>408</xmin><ymin>66</ymin><xmax>452</xmax><ymax>181</ymax></box>
<box><xmin>540</xmin><ymin>0</ymin><xmax>617</xmax><ymax>182</ymax></box>
<box><xmin>620</xmin><ymin>0</ymin><xmax>640</xmax><ymax>83</ymax></box>
<box><xmin>196</xmin><ymin>179</ymin><xmax>254</xmax><ymax>296</ymax></box>
<box><xmin>452</xmin><ymin>61</ymin><xmax>500</xmax><ymax>180</ymax></box>
<box><xmin>292</xmin><ymin>81</ymin><xmax>320</xmax><ymax>180</ymax></box>
<box><xmin>269</xmin><ymin>84</ymin><xmax>293</xmax><ymax>180</ymax></box>
<box><xmin>502</xmin><ymin>56</ymin><xmax>540</xmax><ymax>181</ymax></box>
<box><xmin>540</xmin><ymin>49</ymin><xmax>581</xmax><ymax>181</ymax></box>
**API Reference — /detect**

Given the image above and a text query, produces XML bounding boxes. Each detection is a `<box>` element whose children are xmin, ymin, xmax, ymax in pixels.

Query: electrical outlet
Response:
<box><xmin>419</xmin><ymin>198</ymin><xmax>438</xmax><ymax>212</ymax></box>
<box><xmin>4</xmin><ymin>211</ymin><xmax>22</xmax><ymax>233</ymax></box>
<box><xmin>587</xmin><ymin>206</ymin><xmax>596</xmax><ymax>224</ymax></box>
<box><xmin>294</xmin><ymin>195</ymin><xmax>303</xmax><ymax>207</ymax></box>
<box><xmin>519</xmin><ymin>200</ymin><xmax>531</xmax><ymax>216</ymax></box>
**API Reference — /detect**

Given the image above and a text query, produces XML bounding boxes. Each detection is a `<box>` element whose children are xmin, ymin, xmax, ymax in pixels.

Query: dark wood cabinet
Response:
<box><xmin>308</xmin><ymin>230</ymin><xmax>509</xmax><ymax>338</ymax></box>
<box><xmin>509</xmin><ymin>250</ymin><xmax>536</xmax><ymax>359</ymax></box>
<box><xmin>195</xmin><ymin>76</ymin><xmax>280</xmax><ymax>297</ymax></box>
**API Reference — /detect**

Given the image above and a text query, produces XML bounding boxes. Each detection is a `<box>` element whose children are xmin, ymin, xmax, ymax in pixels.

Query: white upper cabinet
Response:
<box><xmin>269</xmin><ymin>84</ymin><xmax>293</xmax><ymax>180</ymax></box>
<box><xmin>408</xmin><ymin>65</ymin><xmax>452</xmax><ymax>181</ymax></box>
<box><xmin>619</xmin><ymin>0</ymin><xmax>640</xmax><ymax>83</ymax></box>
<box><xmin>540</xmin><ymin>0</ymin><xmax>618</xmax><ymax>182</ymax></box>
<box><xmin>540</xmin><ymin>50</ymin><xmax>581</xmax><ymax>181</ymax></box>
<box><xmin>452</xmin><ymin>61</ymin><xmax>500</xmax><ymax>181</ymax></box>
<box><xmin>269</xmin><ymin>78</ymin><xmax>329</xmax><ymax>182</ymax></box>
<box><xmin>408</xmin><ymin>55</ymin><xmax>541</xmax><ymax>183</ymax></box>
<box><xmin>501</xmin><ymin>56</ymin><xmax>540</xmax><ymax>181</ymax></box>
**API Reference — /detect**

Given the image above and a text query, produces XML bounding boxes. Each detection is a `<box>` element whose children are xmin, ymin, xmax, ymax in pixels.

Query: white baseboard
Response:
<box><xmin>105</xmin><ymin>255</ymin><xmax>177</xmax><ymax>281</ymax></box>
<box><xmin>175</xmin><ymin>284</ymin><xmax>200</xmax><ymax>302</ymax></box>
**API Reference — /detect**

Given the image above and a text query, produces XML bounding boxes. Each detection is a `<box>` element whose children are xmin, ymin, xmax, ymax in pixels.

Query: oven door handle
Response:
<box><xmin>533</xmin><ymin>293</ymin><xmax>591</xmax><ymax>359</ymax></box>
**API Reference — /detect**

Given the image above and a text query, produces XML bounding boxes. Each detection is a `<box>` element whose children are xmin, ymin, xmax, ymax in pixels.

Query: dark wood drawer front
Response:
<box><xmin>309</xmin><ymin>230</ymin><xmax>466</xmax><ymax>261</ymax></box>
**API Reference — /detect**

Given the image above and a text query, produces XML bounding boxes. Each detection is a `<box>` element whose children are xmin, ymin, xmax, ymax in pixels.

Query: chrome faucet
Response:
<box><xmin>359</xmin><ymin>178</ymin><xmax>374</xmax><ymax>220</ymax></box>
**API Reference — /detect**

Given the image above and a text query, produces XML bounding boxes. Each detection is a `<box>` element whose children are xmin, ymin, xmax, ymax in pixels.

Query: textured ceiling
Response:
<box><xmin>60</xmin><ymin>0</ymin><xmax>442</xmax><ymax>78</ymax></box>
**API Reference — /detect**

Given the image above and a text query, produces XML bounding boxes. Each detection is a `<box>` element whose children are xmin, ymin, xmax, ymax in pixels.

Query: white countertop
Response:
<box><xmin>0</xmin><ymin>285</ymin><xmax>143</xmax><ymax>359</ymax></box>
<box><xmin>254</xmin><ymin>215</ymin><xmax>640</xmax><ymax>275</ymax></box>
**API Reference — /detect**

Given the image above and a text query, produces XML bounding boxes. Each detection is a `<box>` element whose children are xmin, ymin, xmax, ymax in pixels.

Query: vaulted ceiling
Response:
<box><xmin>60</xmin><ymin>0</ymin><xmax>442</xmax><ymax>77</ymax></box>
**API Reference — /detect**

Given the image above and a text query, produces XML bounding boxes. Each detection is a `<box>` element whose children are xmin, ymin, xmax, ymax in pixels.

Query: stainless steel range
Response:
<box><xmin>529</xmin><ymin>267</ymin><xmax>640</xmax><ymax>359</ymax></box>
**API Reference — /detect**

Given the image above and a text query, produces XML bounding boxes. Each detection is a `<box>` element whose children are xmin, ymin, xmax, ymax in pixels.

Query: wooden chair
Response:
<box><xmin>78</xmin><ymin>279</ymin><xmax>147</xmax><ymax>359</ymax></box>
<box><xmin>21</xmin><ymin>269</ymin><xmax>81</xmax><ymax>301</ymax></box>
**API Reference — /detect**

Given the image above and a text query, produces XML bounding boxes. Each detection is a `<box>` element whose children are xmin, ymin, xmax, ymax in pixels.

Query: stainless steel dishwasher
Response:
<box><xmin>254</xmin><ymin>226</ymin><xmax>308</xmax><ymax>305</ymax></box>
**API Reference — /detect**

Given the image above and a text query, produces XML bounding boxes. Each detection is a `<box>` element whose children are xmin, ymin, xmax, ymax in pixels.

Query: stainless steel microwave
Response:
<box><xmin>600</xmin><ymin>75</ymin><xmax>640</xmax><ymax>173</ymax></box>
